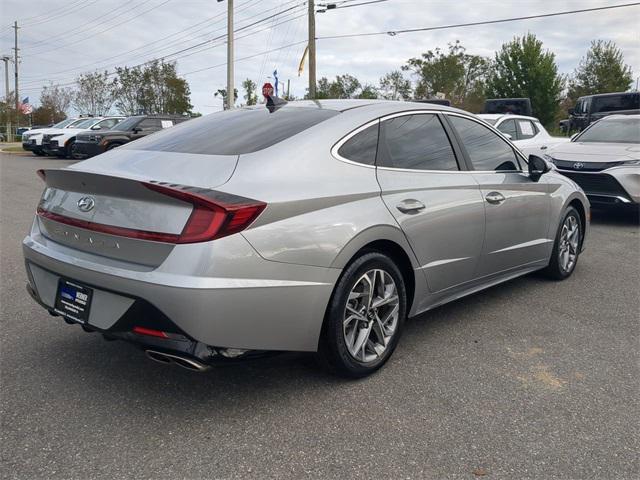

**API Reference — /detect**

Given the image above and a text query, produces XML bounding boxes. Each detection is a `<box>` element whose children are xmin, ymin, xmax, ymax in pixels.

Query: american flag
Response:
<box><xmin>18</xmin><ymin>97</ymin><xmax>32</xmax><ymax>115</ymax></box>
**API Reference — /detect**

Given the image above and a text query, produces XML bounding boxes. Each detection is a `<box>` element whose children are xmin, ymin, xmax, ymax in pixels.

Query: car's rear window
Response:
<box><xmin>124</xmin><ymin>107</ymin><xmax>339</xmax><ymax>155</ymax></box>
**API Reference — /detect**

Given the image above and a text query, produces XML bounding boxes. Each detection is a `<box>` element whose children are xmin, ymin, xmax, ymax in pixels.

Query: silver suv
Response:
<box><xmin>23</xmin><ymin>100</ymin><xmax>589</xmax><ymax>377</ymax></box>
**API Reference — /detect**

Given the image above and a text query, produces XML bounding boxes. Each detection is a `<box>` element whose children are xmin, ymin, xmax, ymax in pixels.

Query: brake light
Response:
<box><xmin>143</xmin><ymin>182</ymin><xmax>266</xmax><ymax>243</ymax></box>
<box><xmin>35</xmin><ymin>182</ymin><xmax>266</xmax><ymax>244</ymax></box>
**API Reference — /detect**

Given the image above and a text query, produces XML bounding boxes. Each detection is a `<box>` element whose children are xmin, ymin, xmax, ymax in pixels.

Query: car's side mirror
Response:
<box><xmin>90</xmin><ymin>125</ymin><xmax>102</xmax><ymax>130</ymax></box>
<box><xmin>503</xmin><ymin>133</ymin><xmax>513</xmax><ymax>140</ymax></box>
<box><xmin>528</xmin><ymin>154</ymin><xmax>551</xmax><ymax>182</ymax></box>
<box><xmin>132</xmin><ymin>127</ymin><xmax>141</xmax><ymax>133</ymax></box>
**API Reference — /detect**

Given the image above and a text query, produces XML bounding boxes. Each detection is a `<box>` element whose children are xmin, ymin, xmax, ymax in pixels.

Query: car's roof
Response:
<box><xmin>477</xmin><ymin>113</ymin><xmax>539</xmax><ymax>122</ymax></box>
<box><xmin>599</xmin><ymin>114</ymin><xmax>640</xmax><ymax>121</ymax></box>
<box><xmin>251</xmin><ymin>99</ymin><xmax>469</xmax><ymax>115</ymax></box>
<box><xmin>579</xmin><ymin>91</ymin><xmax>638</xmax><ymax>99</ymax></box>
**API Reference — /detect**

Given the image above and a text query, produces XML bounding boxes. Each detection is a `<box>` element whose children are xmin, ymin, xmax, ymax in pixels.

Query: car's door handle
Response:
<box><xmin>540</xmin><ymin>145</ymin><xmax>548</xmax><ymax>150</ymax></box>
<box><xmin>396</xmin><ymin>199</ymin><xmax>426</xmax><ymax>213</ymax></box>
<box><xmin>485</xmin><ymin>192</ymin><xmax>506</xmax><ymax>205</ymax></box>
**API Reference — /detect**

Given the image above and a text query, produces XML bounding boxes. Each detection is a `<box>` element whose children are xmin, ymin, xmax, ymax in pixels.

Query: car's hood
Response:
<box><xmin>55</xmin><ymin>128</ymin><xmax>91</xmax><ymax>136</ymax></box>
<box><xmin>23</xmin><ymin>127</ymin><xmax>63</xmax><ymax>136</ymax></box>
<box><xmin>68</xmin><ymin>148</ymin><xmax>239</xmax><ymax>189</ymax></box>
<box><xmin>547</xmin><ymin>142</ymin><xmax>640</xmax><ymax>162</ymax></box>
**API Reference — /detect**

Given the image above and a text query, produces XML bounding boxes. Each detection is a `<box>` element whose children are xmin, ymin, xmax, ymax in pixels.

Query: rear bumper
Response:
<box><xmin>23</xmin><ymin>220</ymin><xmax>339</xmax><ymax>353</ymax></box>
<box><xmin>73</xmin><ymin>141</ymin><xmax>103</xmax><ymax>158</ymax></box>
<box><xmin>557</xmin><ymin>168</ymin><xmax>640</xmax><ymax>205</ymax></box>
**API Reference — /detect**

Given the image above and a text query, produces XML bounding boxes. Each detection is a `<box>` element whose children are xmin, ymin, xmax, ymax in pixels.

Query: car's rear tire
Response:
<box><xmin>317</xmin><ymin>252</ymin><xmax>407</xmax><ymax>378</ymax></box>
<box><xmin>542</xmin><ymin>206</ymin><xmax>582</xmax><ymax>280</ymax></box>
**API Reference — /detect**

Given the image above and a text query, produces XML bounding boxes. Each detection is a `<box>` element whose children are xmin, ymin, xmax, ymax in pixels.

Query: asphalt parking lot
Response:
<box><xmin>1</xmin><ymin>152</ymin><xmax>638</xmax><ymax>479</ymax></box>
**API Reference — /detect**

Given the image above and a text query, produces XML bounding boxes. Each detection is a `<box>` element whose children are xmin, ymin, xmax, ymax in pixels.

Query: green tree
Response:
<box><xmin>379</xmin><ymin>70</ymin><xmax>412</xmax><ymax>100</ymax></box>
<box><xmin>214</xmin><ymin>88</ymin><xmax>238</xmax><ymax>109</ymax></box>
<box><xmin>114</xmin><ymin>65</ymin><xmax>144</xmax><ymax>115</ymax></box>
<box><xmin>568</xmin><ymin>40</ymin><xmax>633</xmax><ymax>100</ymax></box>
<box><xmin>310</xmin><ymin>74</ymin><xmax>374</xmax><ymax>99</ymax></box>
<box><xmin>357</xmin><ymin>84</ymin><xmax>378</xmax><ymax>99</ymax></box>
<box><xmin>486</xmin><ymin>34</ymin><xmax>564</xmax><ymax>126</ymax></box>
<box><xmin>242</xmin><ymin>78</ymin><xmax>258</xmax><ymax>106</ymax></box>
<box><xmin>73</xmin><ymin>71</ymin><xmax>117</xmax><ymax>115</ymax></box>
<box><xmin>139</xmin><ymin>61</ymin><xmax>192</xmax><ymax>115</ymax></box>
<box><xmin>403</xmin><ymin>41</ymin><xmax>489</xmax><ymax>108</ymax></box>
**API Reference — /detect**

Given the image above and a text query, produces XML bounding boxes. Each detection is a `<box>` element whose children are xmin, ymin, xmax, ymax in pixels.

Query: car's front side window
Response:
<box><xmin>337</xmin><ymin>123</ymin><xmax>379</xmax><ymax>165</ymax></box>
<box><xmin>378</xmin><ymin>114</ymin><xmax>458</xmax><ymax>171</ymax></box>
<box><xmin>448</xmin><ymin>115</ymin><xmax>521</xmax><ymax>172</ymax></box>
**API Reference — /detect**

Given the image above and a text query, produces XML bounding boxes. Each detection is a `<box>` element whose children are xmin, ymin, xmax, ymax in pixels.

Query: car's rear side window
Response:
<box><xmin>337</xmin><ymin>123</ymin><xmax>379</xmax><ymax>165</ymax></box>
<box><xmin>124</xmin><ymin>107</ymin><xmax>339</xmax><ymax>155</ymax></box>
<box><xmin>378</xmin><ymin>114</ymin><xmax>459</xmax><ymax>171</ymax></box>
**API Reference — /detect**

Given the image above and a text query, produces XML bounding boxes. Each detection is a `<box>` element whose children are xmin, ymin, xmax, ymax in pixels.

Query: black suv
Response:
<box><xmin>566</xmin><ymin>92</ymin><xmax>640</xmax><ymax>132</ymax></box>
<box><xmin>73</xmin><ymin>115</ymin><xmax>190</xmax><ymax>159</ymax></box>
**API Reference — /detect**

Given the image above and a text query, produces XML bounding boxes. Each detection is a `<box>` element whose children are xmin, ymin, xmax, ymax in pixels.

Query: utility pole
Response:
<box><xmin>226</xmin><ymin>0</ymin><xmax>234</xmax><ymax>110</ymax></box>
<box><xmin>2</xmin><ymin>56</ymin><xmax>10</xmax><ymax>141</ymax></box>
<box><xmin>308</xmin><ymin>0</ymin><xmax>316</xmax><ymax>99</ymax></box>
<box><xmin>13</xmin><ymin>21</ymin><xmax>19</xmax><ymax>140</ymax></box>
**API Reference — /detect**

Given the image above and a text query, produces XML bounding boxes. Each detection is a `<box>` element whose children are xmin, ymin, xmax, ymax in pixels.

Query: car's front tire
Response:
<box><xmin>543</xmin><ymin>206</ymin><xmax>582</xmax><ymax>280</ymax></box>
<box><xmin>317</xmin><ymin>252</ymin><xmax>407</xmax><ymax>377</ymax></box>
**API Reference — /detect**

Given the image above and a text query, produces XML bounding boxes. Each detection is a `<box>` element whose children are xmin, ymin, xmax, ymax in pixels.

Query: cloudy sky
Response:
<box><xmin>1</xmin><ymin>0</ymin><xmax>638</xmax><ymax>114</ymax></box>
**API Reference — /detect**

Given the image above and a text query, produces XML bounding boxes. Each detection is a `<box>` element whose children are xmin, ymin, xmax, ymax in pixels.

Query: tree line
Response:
<box><xmin>0</xmin><ymin>60</ymin><xmax>193</xmax><ymax>127</ymax></box>
<box><xmin>1</xmin><ymin>35</ymin><xmax>634</xmax><ymax>129</ymax></box>
<box><xmin>301</xmin><ymin>35</ymin><xmax>633</xmax><ymax>128</ymax></box>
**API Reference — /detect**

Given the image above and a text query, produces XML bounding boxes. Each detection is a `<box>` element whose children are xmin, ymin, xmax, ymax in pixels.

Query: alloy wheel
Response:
<box><xmin>343</xmin><ymin>269</ymin><xmax>399</xmax><ymax>363</ymax></box>
<box><xmin>559</xmin><ymin>215</ymin><xmax>579</xmax><ymax>273</ymax></box>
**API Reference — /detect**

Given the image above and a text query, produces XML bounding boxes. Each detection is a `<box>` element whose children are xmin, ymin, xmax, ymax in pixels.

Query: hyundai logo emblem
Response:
<box><xmin>77</xmin><ymin>196</ymin><xmax>95</xmax><ymax>212</ymax></box>
<box><xmin>573</xmin><ymin>162</ymin><xmax>585</xmax><ymax>170</ymax></box>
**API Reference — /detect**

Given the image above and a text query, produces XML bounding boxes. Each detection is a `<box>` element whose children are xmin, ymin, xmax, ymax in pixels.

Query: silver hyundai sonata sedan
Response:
<box><xmin>23</xmin><ymin>100</ymin><xmax>589</xmax><ymax>377</ymax></box>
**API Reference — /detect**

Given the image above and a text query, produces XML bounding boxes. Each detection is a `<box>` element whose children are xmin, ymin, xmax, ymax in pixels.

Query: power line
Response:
<box><xmin>20</xmin><ymin>0</ymin><xmax>304</xmax><ymax>85</ymax></box>
<box><xmin>182</xmin><ymin>40</ymin><xmax>308</xmax><ymax>76</ymax></box>
<box><xmin>23</xmin><ymin>0</ymin><xmax>173</xmax><ymax>57</ymax></box>
<box><xmin>18</xmin><ymin>8</ymin><xmax>307</xmax><ymax>92</ymax></box>
<box><xmin>24</xmin><ymin>0</ymin><xmax>156</xmax><ymax>50</ymax></box>
<box><xmin>20</xmin><ymin>0</ymin><xmax>263</xmax><ymax>80</ymax></box>
<box><xmin>317</xmin><ymin>2</ymin><xmax>640</xmax><ymax>39</ymax></box>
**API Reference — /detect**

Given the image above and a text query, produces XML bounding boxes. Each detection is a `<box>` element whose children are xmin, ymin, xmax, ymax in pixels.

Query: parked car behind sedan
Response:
<box><xmin>22</xmin><ymin>118</ymin><xmax>83</xmax><ymax>156</ymax></box>
<box><xmin>545</xmin><ymin>114</ymin><xmax>640</xmax><ymax>209</ymax></box>
<box><xmin>41</xmin><ymin>117</ymin><xmax>124</xmax><ymax>158</ymax></box>
<box><xmin>73</xmin><ymin>115</ymin><xmax>189</xmax><ymax>158</ymax></box>
<box><xmin>24</xmin><ymin>100</ymin><xmax>589</xmax><ymax>377</ymax></box>
<box><xmin>478</xmin><ymin>114</ymin><xmax>569</xmax><ymax>157</ymax></box>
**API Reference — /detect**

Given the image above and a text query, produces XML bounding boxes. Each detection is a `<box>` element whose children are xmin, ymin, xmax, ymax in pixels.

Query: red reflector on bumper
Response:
<box><xmin>132</xmin><ymin>326</ymin><xmax>169</xmax><ymax>339</ymax></box>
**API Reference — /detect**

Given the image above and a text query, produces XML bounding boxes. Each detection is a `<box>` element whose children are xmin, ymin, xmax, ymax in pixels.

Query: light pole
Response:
<box><xmin>308</xmin><ymin>0</ymin><xmax>316</xmax><ymax>99</ymax></box>
<box><xmin>217</xmin><ymin>0</ymin><xmax>234</xmax><ymax>110</ymax></box>
<box><xmin>1</xmin><ymin>55</ymin><xmax>11</xmax><ymax>141</ymax></box>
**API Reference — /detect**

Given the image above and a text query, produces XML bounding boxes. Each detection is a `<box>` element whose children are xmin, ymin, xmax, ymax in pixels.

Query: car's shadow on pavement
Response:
<box><xmin>34</xmin><ymin>268</ymin><xmax>548</xmax><ymax>418</ymax></box>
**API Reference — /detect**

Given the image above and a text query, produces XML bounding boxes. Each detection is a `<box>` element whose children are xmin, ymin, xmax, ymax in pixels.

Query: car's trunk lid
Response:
<box><xmin>36</xmin><ymin>149</ymin><xmax>239</xmax><ymax>267</ymax></box>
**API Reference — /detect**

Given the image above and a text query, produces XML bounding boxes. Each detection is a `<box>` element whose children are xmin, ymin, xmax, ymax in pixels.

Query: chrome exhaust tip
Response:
<box><xmin>145</xmin><ymin>350</ymin><xmax>210</xmax><ymax>372</ymax></box>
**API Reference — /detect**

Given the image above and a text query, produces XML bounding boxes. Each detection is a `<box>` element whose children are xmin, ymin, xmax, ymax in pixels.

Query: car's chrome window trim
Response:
<box><xmin>331</xmin><ymin>108</ymin><xmax>528</xmax><ymax>174</ymax></box>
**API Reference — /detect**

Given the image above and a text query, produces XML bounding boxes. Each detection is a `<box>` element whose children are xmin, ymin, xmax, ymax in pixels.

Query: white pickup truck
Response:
<box><xmin>478</xmin><ymin>114</ymin><xmax>569</xmax><ymax>158</ymax></box>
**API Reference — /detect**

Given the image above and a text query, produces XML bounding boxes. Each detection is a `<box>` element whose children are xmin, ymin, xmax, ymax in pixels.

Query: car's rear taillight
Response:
<box><xmin>35</xmin><ymin>181</ymin><xmax>266</xmax><ymax>244</ymax></box>
<box><xmin>143</xmin><ymin>182</ymin><xmax>266</xmax><ymax>244</ymax></box>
